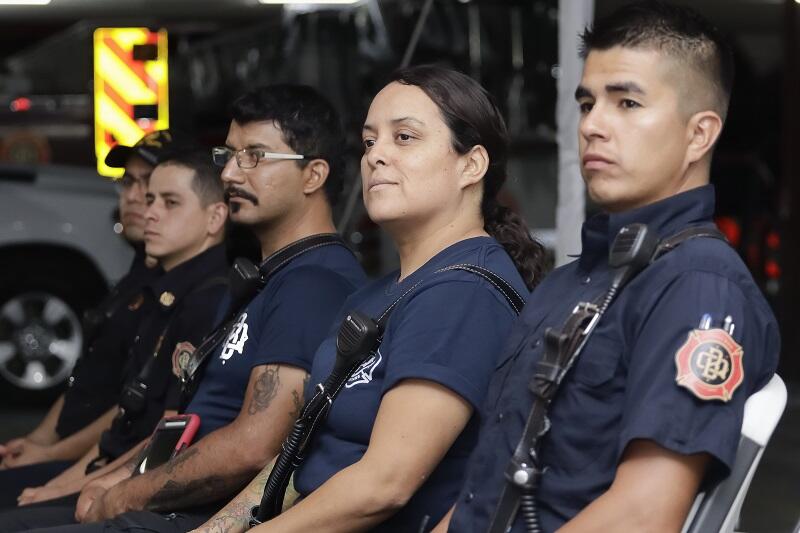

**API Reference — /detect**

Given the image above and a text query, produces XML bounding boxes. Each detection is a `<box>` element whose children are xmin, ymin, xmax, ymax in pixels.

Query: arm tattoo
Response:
<box><xmin>164</xmin><ymin>446</ymin><xmax>199</xmax><ymax>474</ymax></box>
<box><xmin>289</xmin><ymin>374</ymin><xmax>310</xmax><ymax>420</ymax></box>
<box><xmin>146</xmin><ymin>476</ymin><xmax>236</xmax><ymax>512</ymax></box>
<box><xmin>181</xmin><ymin>461</ymin><xmax>273</xmax><ymax>532</ymax></box>
<box><xmin>248</xmin><ymin>367</ymin><xmax>280</xmax><ymax>415</ymax></box>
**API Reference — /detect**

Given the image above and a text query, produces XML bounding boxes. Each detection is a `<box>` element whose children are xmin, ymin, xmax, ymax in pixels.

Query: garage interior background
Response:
<box><xmin>0</xmin><ymin>1</ymin><xmax>797</xmax><ymax>531</ymax></box>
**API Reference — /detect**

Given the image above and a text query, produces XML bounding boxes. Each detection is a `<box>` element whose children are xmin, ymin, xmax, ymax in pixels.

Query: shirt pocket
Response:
<box><xmin>542</xmin><ymin>333</ymin><xmax>625</xmax><ymax>474</ymax></box>
<box><xmin>570</xmin><ymin>333</ymin><xmax>623</xmax><ymax>388</ymax></box>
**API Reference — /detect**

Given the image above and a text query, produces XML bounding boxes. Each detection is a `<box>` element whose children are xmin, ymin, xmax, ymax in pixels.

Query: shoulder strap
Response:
<box><xmin>180</xmin><ymin>234</ymin><xmax>351</xmax><ymax>398</ymax></box>
<box><xmin>260</xmin><ymin>233</ymin><xmax>351</xmax><ymax>281</ymax></box>
<box><xmin>652</xmin><ymin>225</ymin><xmax>728</xmax><ymax>261</ymax></box>
<box><xmin>486</xmin><ymin>222</ymin><xmax>729</xmax><ymax>533</ymax></box>
<box><xmin>375</xmin><ymin>263</ymin><xmax>525</xmax><ymax>331</ymax></box>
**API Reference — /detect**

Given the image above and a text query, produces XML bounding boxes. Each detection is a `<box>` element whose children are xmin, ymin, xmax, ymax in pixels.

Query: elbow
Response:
<box><xmin>358</xmin><ymin>470</ymin><xmax>419</xmax><ymax>517</ymax></box>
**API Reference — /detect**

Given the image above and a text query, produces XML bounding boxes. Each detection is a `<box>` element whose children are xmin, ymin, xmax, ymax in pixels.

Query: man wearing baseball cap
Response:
<box><xmin>0</xmin><ymin>130</ymin><xmax>180</xmax><ymax>500</ymax></box>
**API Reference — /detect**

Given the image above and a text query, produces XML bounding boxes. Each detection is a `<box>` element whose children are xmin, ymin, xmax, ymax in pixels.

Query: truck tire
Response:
<box><xmin>0</xmin><ymin>262</ymin><xmax>105</xmax><ymax>404</ymax></box>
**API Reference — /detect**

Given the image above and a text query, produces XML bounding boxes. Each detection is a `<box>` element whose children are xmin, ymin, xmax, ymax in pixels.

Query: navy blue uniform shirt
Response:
<box><xmin>56</xmin><ymin>249</ymin><xmax>162</xmax><ymax>438</ymax></box>
<box><xmin>186</xmin><ymin>243</ymin><xmax>365</xmax><ymax>440</ymax></box>
<box><xmin>98</xmin><ymin>244</ymin><xmax>229</xmax><ymax>460</ymax></box>
<box><xmin>449</xmin><ymin>186</ymin><xmax>780</xmax><ymax>533</ymax></box>
<box><xmin>294</xmin><ymin>237</ymin><xmax>529</xmax><ymax>532</ymax></box>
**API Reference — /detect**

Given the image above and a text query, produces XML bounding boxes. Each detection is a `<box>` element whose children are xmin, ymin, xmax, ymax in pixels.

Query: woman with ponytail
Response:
<box><xmin>193</xmin><ymin>65</ymin><xmax>546</xmax><ymax>533</ymax></box>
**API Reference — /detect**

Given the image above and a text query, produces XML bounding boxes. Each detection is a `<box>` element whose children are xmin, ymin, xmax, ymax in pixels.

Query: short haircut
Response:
<box><xmin>230</xmin><ymin>85</ymin><xmax>345</xmax><ymax>206</ymax></box>
<box><xmin>158</xmin><ymin>151</ymin><xmax>225</xmax><ymax>207</ymax></box>
<box><xmin>580</xmin><ymin>0</ymin><xmax>734</xmax><ymax>120</ymax></box>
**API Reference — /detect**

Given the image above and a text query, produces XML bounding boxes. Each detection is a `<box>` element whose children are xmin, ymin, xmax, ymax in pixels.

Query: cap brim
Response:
<box><xmin>105</xmin><ymin>145</ymin><xmax>134</xmax><ymax>168</ymax></box>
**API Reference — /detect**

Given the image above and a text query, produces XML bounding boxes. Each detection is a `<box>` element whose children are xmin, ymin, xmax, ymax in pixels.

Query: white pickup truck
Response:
<box><xmin>0</xmin><ymin>163</ymin><xmax>132</xmax><ymax>401</ymax></box>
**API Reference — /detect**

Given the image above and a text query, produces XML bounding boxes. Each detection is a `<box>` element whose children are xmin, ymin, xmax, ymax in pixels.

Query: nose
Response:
<box><xmin>220</xmin><ymin>157</ymin><xmax>245</xmax><ymax>185</ymax></box>
<box><xmin>363</xmin><ymin>137</ymin><xmax>388</xmax><ymax>170</ymax></box>
<box><xmin>579</xmin><ymin>103</ymin><xmax>609</xmax><ymax>142</ymax></box>
<box><xmin>144</xmin><ymin>202</ymin><xmax>158</xmax><ymax>224</ymax></box>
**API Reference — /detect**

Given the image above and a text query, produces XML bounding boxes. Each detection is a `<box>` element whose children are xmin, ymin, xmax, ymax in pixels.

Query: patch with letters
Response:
<box><xmin>675</xmin><ymin>328</ymin><xmax>744</xmax><ymax>402</ymax></box>
<box><xmin>345</xmin><ymin>348</ymin><xmax>383</xmax><ymax>388</ymax></box>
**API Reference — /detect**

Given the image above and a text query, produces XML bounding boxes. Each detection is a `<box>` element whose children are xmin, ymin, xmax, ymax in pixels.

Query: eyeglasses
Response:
<box><xmin>211</xmin><ymin>146</ymin><xmax>320</xmax><ymax>169</ymax></box>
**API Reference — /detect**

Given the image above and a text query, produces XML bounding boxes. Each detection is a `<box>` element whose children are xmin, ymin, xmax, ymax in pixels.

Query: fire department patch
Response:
<box><xmin>675</xmin><ymin>328</ymin><xmax>744</xmax><ymax>402</ymax></box>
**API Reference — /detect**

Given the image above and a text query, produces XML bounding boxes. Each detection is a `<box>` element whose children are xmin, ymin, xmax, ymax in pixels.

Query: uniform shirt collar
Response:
<box><xmin>146</xmin><ymin>244</ymin><xmax>228</xmax><ymax>307</ymax></box>
<box><xmin>579</xmin><ymin>184</ymin><xmax>716</xmax><ymax>271</ymax></box>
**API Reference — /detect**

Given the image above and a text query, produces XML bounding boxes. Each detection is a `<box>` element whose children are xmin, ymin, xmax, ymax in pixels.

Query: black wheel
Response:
<box><xmin>0</xmin><ymin>258</ymin><xmax>106</xmax><ymax>405</ymax></box>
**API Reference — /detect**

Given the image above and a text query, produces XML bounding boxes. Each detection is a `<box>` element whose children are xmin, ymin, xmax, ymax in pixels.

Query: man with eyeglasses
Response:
<box><xmin>0</xmin><ymin>131</ymin><xmax>177</xmax><ymax>492</ymax></box>
<box><xmin>2</xmin><ymin>85</ymin><xmax>367</xmax><ymax>533</ymax></box>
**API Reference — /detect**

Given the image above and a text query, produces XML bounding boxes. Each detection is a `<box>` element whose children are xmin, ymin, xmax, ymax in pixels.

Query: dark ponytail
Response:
<box><xmin>391</xmin><ymin>65</ymin><xmax>546</xmax><ymax>289</ymax></box>
<box><xmin>483</xmin><ymin>203</ymin><xmax>546</xmax><ymax>290</ymax></box>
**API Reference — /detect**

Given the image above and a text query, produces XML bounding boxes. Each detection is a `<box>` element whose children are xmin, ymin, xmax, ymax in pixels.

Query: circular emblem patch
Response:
<box><xmin>675</xmin><ymin>328</ymin><xmax>744</xmax><ymax>402</ymax></box>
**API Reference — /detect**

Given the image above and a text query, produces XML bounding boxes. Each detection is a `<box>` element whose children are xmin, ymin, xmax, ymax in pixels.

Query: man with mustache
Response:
<box><xmin>0</xmin><ymin>85</ymin><xmax>366</xmax><ymax>533</ymax></box>
<box><xmin>441</xmin><ymin>2</ymin><xmax>779</xmax><ymax>532</ymax></box>
<box><xmin>0</xmin><ymin>131</ymin><xmax>173</xmax><ymax>494</ymax></box>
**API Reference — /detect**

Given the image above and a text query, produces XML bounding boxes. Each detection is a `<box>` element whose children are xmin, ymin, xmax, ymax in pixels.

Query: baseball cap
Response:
<box><xmin>105</xmin><ymin>129</ymin><xmax>191</xmax><ymax>168</ymax></box>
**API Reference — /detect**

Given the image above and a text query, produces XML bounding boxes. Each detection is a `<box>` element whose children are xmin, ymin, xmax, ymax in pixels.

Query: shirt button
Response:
<box><xmin>134</xmin><ymin>335</ymin><xmax>140</xmax><ymax>343</ymax></box>
<box><xmin>497</xmin><ymin>412</ymin><xmax>504</xmax><ymax>421</ymax></box>
<box><xmin>465</xmin><ymin>492</ymin><xmax>474</xmax><ymax>502</ymax></box>
<box><xmin>582</xmin><ymin>276</ymin><xmax>591</xmax><ymax>284</ymax></box>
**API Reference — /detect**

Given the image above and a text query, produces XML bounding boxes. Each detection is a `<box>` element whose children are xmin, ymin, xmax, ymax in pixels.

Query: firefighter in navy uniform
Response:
<box><xmin>0</xmin><ymin>131</ymin><xmax>181</xmax><ymax>498</ymax></box>
<box><xmin>439</xmin><ymin>3</ymin><xmax>780</xmax><ymax>533</ymax></box>
<box><xmin>0</xmin><ymin>151</ymin><xmax>231</xmax><ymax>517</ymax></box>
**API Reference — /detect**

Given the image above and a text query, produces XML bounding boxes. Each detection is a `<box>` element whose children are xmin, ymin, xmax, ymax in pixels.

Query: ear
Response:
<box><xmin>206</xmin><ymin>202</ymin><xmax>229</xmax><ymax>236</ymax></box>
<box><xmin>685</xmin><ymin>111</ymin><xmax>723</xmax><ymax>165</ymax></box>
<box><xmin>458</xmin><ymin>145</ymin><xmax>490</xmax><ymax>189</ymax></box>
<box><xmin>302</xmin><ymin>159</ymin><xmax>330</xmax><ymax>196</ymax></box>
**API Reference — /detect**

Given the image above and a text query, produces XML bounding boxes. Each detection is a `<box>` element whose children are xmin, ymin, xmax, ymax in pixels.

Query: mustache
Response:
<box><xmin>224</xmin><ymin>187</ymin><xmax>259</xmax><ymax>206</ymax></box>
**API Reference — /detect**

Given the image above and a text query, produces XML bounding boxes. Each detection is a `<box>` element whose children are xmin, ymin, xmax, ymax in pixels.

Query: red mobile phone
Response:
<box><xmin>134</xmin><ymin>414</ymin><xmax>200</xmax><ymax>475</ymax></box>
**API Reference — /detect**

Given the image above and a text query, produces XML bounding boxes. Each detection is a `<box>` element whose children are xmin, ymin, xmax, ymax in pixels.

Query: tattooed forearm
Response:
<box><xmin>248</xmin><ymin>367</ymin><xmax>280</xmax><ymax>415</ymax></box>
<box><xmin>164</xmin><ymin>446</ymin><xmax>200</xmax><ymax>474</ymax></box>
<box><xmin>195</xmin><ymin>513</ymin><xmax>249</xmax><ymax>533</ymax></box>
<box><xmin>146</xmin><ymin>474</ymin><xmax>245</xmax><ymax>512</ymax></box>
<box><xmin>289</xmin><ymin>374</ymin><xmax>310</xmax><ymax>420</ymax></box>
<box><xmin>192</xmin><ymin>459</ymin><xmax>273</xmax><ymax>532</ymax></box>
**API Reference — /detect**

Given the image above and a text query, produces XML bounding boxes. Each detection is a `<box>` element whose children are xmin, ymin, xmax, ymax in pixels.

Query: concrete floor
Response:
<box><xmin>0</xmin><ymin>388</ymin><xmax>798</xmax><ymax>532</ymax></box>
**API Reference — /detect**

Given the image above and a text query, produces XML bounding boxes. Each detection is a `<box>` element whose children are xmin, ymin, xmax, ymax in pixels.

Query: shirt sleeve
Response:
<box><xmin>380</xmin><ymin>277</ymin><xmax>519</xmax><ymax>411</ymax></box>
<box><xmin>619</xmin><ymin>269</ymin><xmax>779</xmax><ymax>477</ymax></box>
<box><xmin>246</xmin><ymin>266</ymin><xmax>354</xmax><ymax>372</ymax></box>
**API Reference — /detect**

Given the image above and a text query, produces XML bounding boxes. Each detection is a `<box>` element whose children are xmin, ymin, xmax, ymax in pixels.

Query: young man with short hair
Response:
<box><xmin>0</xmin><ymin>85</ymin><xmax>365</xmax><ymax>533</ymax></box>
<box><xmin>441</xmin><ymin>2</ymin><xmax>780</xmax><ymax>532</ymax></box>
<box><xmin>0</xmin><ymin>131</ymin><xmax>178</xmax><ymax>502</ymax></box>
<box><xmin>0</xmin><ymin>151</ymin><xmax>231</xmax><ymax>522</ymax></box>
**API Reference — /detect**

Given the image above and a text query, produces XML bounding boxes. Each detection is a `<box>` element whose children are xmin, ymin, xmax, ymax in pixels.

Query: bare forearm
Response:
<box><xmin>83</xmin><ymin>439</ymin><xmax>146</xmax><ymax>488</ymax></box>
<box><xmin>195</xmin><ymin>462</ymin><xmax>273</xmax><ymax>533</ymax></box>
<box><xmin>254</xmin><ymin>462</ymin><xmax>401</xmax><ymax>533</ymax></box>
<box><xmin>42</xmin><ymin>407</ymin><xmax>117</xmax><ymax>462</ymax></box>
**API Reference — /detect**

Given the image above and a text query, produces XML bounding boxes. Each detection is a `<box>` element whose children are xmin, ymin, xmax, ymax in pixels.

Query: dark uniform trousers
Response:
<box><xmin>0</xmin><ymin>462</ymin><xmax>72</xmax><ymax>509</ymax></box>
<box><xmin>0</xmin><ymin>507</ymin><xmax>213</xmax><ymax>533</ymax></box>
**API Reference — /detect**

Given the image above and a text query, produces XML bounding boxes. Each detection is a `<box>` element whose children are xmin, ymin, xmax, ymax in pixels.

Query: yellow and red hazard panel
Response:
<box><xmin>94</xmin><ymin>28</ymin><xmax>169</xmax><ymax>178</ymax></box>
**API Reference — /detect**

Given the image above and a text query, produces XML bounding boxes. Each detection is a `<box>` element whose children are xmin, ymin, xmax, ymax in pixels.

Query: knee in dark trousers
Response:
<box><xmin>0</xmin><ymin>503</ymin><xmax>77</xmax><ymax>533</ymax></box>
<box><xmin>0</xmin><ymin>461</ymin><xmax>73</xmax><ymax>509</ymax></box>
<box><xmin>18</xmin><ymin>509</ymin><xmax>215</xmax><ymax>533</ymax></box>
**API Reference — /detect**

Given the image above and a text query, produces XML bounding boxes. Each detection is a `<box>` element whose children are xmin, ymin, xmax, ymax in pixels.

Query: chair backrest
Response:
<box><xmin>682</xmin><ymin>373</ymin><xmax>787</xmax><ymax>533</ymax></box>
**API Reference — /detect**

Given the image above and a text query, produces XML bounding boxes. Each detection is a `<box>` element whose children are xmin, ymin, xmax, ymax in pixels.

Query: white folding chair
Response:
<box><xmin>682</xmin><ymin>374</ymin><xmax>787</xmax><ymax>533</ymax></box>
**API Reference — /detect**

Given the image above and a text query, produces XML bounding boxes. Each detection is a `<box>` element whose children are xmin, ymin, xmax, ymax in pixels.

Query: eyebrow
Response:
<box><xmin>362</xmin><ymin>116</ymin><xmax>426</xmax><ymax>132</ymax></box>
<box><xmin>224</xmin><ymin>142</ymin><xmax>273</xmax><ymax>151</ymax></box>
<box><xmin>574</xmin><ymin>81</ymin><xmax>646</xmax><ymax>101</ymax></box>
